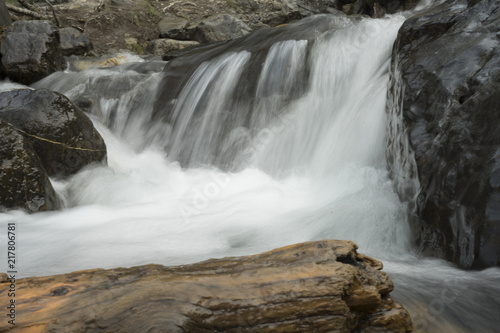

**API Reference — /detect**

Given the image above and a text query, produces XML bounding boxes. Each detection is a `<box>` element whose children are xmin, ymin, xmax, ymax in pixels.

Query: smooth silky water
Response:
<box><xmin>1</xmin><ymin>3</ymin><xmax>499</xmax><ymax>332</ymax></box>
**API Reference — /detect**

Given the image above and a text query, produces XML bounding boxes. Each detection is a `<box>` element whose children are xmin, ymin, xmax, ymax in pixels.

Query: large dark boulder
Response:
<box><xmin>0</xmin><ymin>118</ymin><xmax>59</xmax><ymax>212</ymax></box>
<box><xmin>0</xmin><ymin>89</ymin><xmax>107</xmax><ymax>178</ymax></box>
<box><xmin>387</xmin><ymin>0</ymin><xmax>500</xmax><ymax>268</ymax></box>
<box><xmin>0</xmin><ymin>20</ymin><xmax>66</xmax><ymax>85</ymax></box>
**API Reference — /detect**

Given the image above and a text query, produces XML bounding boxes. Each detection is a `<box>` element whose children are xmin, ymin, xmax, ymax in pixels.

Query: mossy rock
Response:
<box><xmin>0</xmin><ymin>118</ymin><xmax>60</xmax><ymax>212</ymax></box>
<box><xmin>0</xmin><ymin>89</ymin><xmax>107</xmax><ymax>178</ymax></box>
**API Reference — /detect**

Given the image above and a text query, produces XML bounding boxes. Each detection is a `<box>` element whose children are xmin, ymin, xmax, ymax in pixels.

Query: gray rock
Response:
<box><xmin>0</xmin><ymin>20</ymin><xmax>66</xmax><ymax>85</ymax></box>
<box><xmin>387</xmin><ymin>0</ymin><xmax>500</xmax><ymax>268</ymax></box>
<box><xmin>0</xmin><ymin>89</ymin><xmax>107</xmax><ymax>178</ymax></box>
<box><xmin>146</xmin><ymin>38</ymin><xmax>200</xmax><ymax>56</ymax></box>
<box><xmin>193</xmin><ymin>14</ymin><xmax>252</xmax><ymax>44</ymax></box>
<box><xmin>59</xmin><ymin>27</ymin><xmax>93</xmax><ymax>56</ymax></box>
<box><xmin>158</xmin><ymin>13</ymin><xmax>189</xmax><ymax>40</ymax></box>
<box><xmin>236</xmin><ymin>0</ymin><xmax>259</xmax><ymax>11</ymax></box>
<box><xmin>0</xmin><ymin>0</ymin><xmax>12</xmax><ymax>26</ymax></box>
<box><xmin>0</xmin><ymin>117</ymin><xmax>60</xmax><ymax>213</ymax></box>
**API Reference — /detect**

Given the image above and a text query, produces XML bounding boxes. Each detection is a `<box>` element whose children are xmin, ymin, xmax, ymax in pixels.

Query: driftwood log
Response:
<box><xmin>0</xmin><ymin>240</ymin><xmax>413</xmax><ymax>332</ymax></box>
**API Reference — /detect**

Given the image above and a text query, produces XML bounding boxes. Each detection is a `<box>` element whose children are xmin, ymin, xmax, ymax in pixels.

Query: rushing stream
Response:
<box><xmin>1</xmin><ymin>2</ymin><xmax>500</xmax><ymax>332</ymax></box>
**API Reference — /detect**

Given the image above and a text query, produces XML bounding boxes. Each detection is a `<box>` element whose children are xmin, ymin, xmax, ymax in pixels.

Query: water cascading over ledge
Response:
<box><xmin>26</xmin><ymin>9</ymin><xmax>412</xmax><ymax>284</ymax></box>
<box><xmin>152</xmin><ymin>14</ymin><xmax>351</xmax><ymax>170</ymax></box>
<box><xmin>5</xmin><ymin>4</ymin><xmax>500</xmax><ymax>333</ymax></box>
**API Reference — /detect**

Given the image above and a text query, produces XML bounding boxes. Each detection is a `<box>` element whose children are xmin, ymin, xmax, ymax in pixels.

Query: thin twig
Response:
<box><xmin>71</xmin><ymin>24</ymin><xmax>84</xmax><ymax>32</ymax></box>
<box><xmin>43</xmin><ymin>0</ymin><xmax>59</xmax><ymax>27</ymax></box>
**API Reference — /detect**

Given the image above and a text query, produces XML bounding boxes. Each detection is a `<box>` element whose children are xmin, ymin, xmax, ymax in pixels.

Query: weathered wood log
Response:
<box><xmin>0</xmin><ymin>240</ymin><xmax>413</xmax><ymax>332</ymax></box>
<box><xmin>5</xmin><ymin>3</ymin><xmax>50</xmax><ymax>20</ymax></box>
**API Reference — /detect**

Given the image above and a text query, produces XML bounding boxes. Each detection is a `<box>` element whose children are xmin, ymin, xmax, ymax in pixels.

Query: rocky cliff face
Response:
<box><xmin>387</xmin><ymin>0</ymin><xmax>500</xmax><ymax>268</ymax></box>
<box><xmin>0</xmin><ymin>240</ymin><xmax>413</xmax><ymax>332</ymax></box>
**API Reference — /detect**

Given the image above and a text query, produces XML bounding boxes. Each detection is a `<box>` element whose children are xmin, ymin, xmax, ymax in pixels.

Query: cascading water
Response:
<box><xmin>1</xmin><ymin>5</ymin><xmax>499</xmax><ymax>333</ymax></box>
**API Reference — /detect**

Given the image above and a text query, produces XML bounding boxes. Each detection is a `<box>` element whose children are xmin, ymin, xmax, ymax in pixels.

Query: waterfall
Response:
<box><xmin>2</xmin><ymin>8</ymin><xmax>500</xmax><ymax>333</ymax></box>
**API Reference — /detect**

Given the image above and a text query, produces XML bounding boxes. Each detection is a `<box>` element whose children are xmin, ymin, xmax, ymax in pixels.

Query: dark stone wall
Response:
<box><xmin>387</xmin><ymin>0</ymin><xmax>500</xmax><ymax>268</ymax></box>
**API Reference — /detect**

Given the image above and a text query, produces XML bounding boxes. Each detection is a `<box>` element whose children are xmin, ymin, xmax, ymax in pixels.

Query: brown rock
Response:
<box><xmin>0</xmin><ymin>240</ymin><xmax>413</xmax><ymax>332</ymax></box>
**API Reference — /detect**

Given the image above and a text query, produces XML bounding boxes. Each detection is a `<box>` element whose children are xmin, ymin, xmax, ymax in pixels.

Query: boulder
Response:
<box><xmin>0</xmin><ymin>89</ymin><xmax>107</xmax><ymax>178</ymax></box>
<box><xmin>0</xmin><ymin>20</ymin><xmax>66</xmax><ymax>85</ymax></box>
<box><xmin>0</xmin><ymin>240</ymin><xmax>413</xmax><ymax>332</ymax></box>
<box><xmin>193</xmin><ymin>14</ymin><xmax>252</xmax><ymax>44</ymax></box>
<box><xmin>59</xmin><ymin>27</ymin><xmax>93</xmax><ymax>56</ymax></box>
<box><xmin>158</xmin><ymin>13</ymin><xmax>190</xmax><ymax>40</ymax></box>
<box><xmin>0</xmin><ymin>118</ymin><xmax>59</xmax><ymax>212</ymax></box>
<box><xmin>386</xmin><ymin>0</ymin><xmax>500</xmax><ymax>268</ymax></box>
<box><xmin>145</xmin><ymin>38</ymin><xmax>200</xmax><ymax>56</ymax></box>
<box><xmin>0</xmin><ymin>0</ymin><xmax>11</xmax><ymax>27</ymax></box>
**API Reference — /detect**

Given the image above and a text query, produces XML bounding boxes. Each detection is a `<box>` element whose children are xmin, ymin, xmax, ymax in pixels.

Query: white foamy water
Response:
<box><xmin>1</xmin><ymin>7</ymin><xmax>499</xmax><ymax>333</ymax></box>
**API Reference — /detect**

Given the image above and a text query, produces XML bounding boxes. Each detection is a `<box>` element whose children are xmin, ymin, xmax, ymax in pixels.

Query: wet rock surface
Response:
<box><xmin>0</xmin><ymin>240</ymin><xmax>413</xmax><ymax>332</ymax></box>
<box><xmin>387</xmin><ymin>0</ymin><xmax>500</xmax><ymax>268</ymax></box>
<box><xmin>59</xmin><ymin>26</ymin><xmax>93</xmax><ymax>56</ymax></box>
<box><xmin>0</xmin><ymin>20</ymin><xmax>65</xmax><ymax>85</ymax></box>
<box><xmin>0</xmin><ymin>88</ymin><xmax>107</xmax><ymax>178</ymax></box>
<box><xmin>0</xmin><ymin>118</ymin><xmax>59</xmax><ymax>212</ymax></box>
